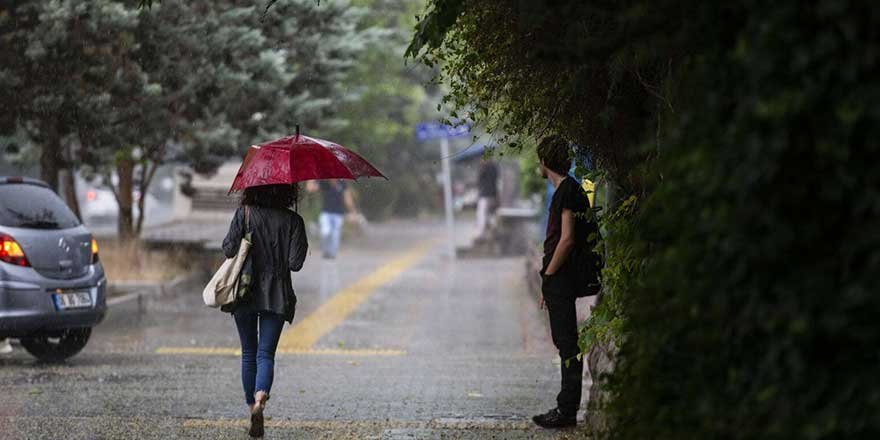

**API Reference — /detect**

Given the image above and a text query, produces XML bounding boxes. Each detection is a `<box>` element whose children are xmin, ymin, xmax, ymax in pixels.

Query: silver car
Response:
<box><xmin>0</xmin><ymin>177</ymin><xmax>106</xmax><ymax>361</ymax></box>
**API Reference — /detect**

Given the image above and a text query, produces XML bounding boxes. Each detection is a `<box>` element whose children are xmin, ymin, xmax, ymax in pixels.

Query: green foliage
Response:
<box><xmin>579</xmin><ymin>194</ymin><xmax>638</xmax><ymax>352</ymax></box>
<box><xmin>603</xmin><ymin>1</ymin><xmax>880</xmax><ymax>439</ymax></box>
<box><xmin>321</xmin><ymin>0</ymin><xmax>442</xmax><ymax>220</ymax></box>
<box><xmin>0</xmin><ymin>0</ymin><xmax>143</xmax><ymax>189</ymax></box>
<box><xmin>405</xmin><ymin>0</ymin><xmax>462</xmax><ymax>58</ymax></box>
<box><xmin>518</xmin><ymin>147</ymin><xmax>543</xmax><ymax>198</ymax></box>
<box><xmin>131</xmin><ymin>0</ymin><xmax>367</xmax><ymax>170</ymax></box>
<box><xmin>409</xmin><ymin>0</ymin><xmax>683</xmax><ymax>192</ymax></box>
<box><xmin>2</xmin><ymin>0</ymin><xmax>369</xmax><ymax>235</ymax></box>
<box><xmin>4</xmin><ymin>0</ymin><xmax>438</xmax><ymax>225</ymax></box>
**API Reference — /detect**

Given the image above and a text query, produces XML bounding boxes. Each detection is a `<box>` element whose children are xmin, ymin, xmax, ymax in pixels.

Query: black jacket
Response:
<box><xmin>222</xmin><ymin>205</ymin><xmax>308</xmax><ymax>322</ymax></box>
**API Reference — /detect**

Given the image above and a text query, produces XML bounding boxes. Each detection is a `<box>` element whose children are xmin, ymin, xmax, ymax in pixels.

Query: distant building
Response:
<box><xmin>141</xmin><ymin>161</ymin><xmax>243</xmax><ymax>249</ymax></box>
<box><xmin>172</xmin><ymin>161</ymin><xmax>241</xmax><ymax>220</ymax></box>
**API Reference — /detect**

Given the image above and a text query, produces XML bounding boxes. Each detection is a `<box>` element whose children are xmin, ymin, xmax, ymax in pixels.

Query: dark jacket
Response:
<box><xmin>222</xmin><ymin>205</ymin><xmax>308</xmax><ymax>322</ymax></box>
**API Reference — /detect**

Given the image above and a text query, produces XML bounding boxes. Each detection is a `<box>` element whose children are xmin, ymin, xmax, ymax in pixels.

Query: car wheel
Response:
<box><xmin>20</xmin><ymin>327</ymin><xmax>92</xmax><ymax>362</ymax></box>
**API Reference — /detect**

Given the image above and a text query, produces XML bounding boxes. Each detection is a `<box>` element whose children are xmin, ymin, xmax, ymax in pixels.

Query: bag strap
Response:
<box><xmin>244</xmin><ymin>206</ymin><xmax>251</xmax><ymax>232</ymax></box>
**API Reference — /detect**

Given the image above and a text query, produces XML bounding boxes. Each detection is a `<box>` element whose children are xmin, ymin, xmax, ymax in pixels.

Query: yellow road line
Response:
<box><xmin>156</xmin><ymin>347</ymin><xmax>239</xmax><ymax>355</ymax></box>
<box><xmin>277</xmin><ymin>240</ymin><xmax>435</xmax><ymax>350</ymax></box>
<box><xmin>156</xmin><ymin>240</ymin><xmax>434</xmax><ymax>357</ymax></box>
<box><xmin>182</xmin><ymin>418</ymin><xmax>532</xmax><ymax>431</ymax></box>
<box><xmin>155</xmin><ymin>347</ymin><xmax>405</xmax><ymax>356</ymax></box>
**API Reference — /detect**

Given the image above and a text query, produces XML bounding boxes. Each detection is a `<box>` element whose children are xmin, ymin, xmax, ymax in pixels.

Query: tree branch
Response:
<box><xmin>261</xmin><ymin>0</ymin><xmax>279</xmax><ymax>23</ymax></box>
<box><xmin>103</xmin><ymin>171</ymin><xmax>121</xmax><ymax>206</ymax></box>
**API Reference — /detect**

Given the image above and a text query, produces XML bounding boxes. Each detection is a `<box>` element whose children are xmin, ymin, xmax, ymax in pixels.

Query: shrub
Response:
<box><xmin>605</xmin><ymin>2</ymin><xmax>880</xmax><ymax>438</ymax></box>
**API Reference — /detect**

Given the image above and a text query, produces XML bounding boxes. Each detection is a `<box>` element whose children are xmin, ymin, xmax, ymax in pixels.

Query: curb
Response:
<box><xmin>106</xmin><ymin>272</ymin><xmax>203</xmax><ymax>308</ymax></box>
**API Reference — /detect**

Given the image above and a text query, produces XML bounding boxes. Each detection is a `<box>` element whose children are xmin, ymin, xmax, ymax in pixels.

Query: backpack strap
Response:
<box><xmin>244</xmin><ymin>206</ymin><xmax>251</xmax><ymax>232</ymax></box>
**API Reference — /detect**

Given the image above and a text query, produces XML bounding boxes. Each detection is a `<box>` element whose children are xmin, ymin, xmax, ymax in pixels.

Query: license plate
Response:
<box><xmin>53</xmin><ymin>292</ymin><xmax>92</xmax><ymax>310</ymax></box>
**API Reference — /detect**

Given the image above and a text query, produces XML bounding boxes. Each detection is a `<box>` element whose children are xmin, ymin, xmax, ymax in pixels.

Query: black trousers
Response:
<box><xmin>542</xmin><ymin>274</ymin><xmax>583</xmax><ymax>415</ymax></box>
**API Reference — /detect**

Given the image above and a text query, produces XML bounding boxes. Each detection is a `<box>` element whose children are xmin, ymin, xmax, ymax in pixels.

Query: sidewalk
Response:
<box><xmin>0</xmin><ymin>218</ymin><xmax>594</xmax><ymax>439</ymax></box>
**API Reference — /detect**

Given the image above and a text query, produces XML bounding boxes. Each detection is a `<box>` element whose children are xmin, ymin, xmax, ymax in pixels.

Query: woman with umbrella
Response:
<box><xmin>222</xmin><ymin>128</ymin><xmax>384</xmax><ymax>438</ymax></box>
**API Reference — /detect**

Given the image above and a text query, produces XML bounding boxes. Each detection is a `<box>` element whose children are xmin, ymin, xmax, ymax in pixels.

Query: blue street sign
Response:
<box><xmin>415</xmin><ymin>122</ymin><xmax>470</xmax><ymax>141</ymax></box>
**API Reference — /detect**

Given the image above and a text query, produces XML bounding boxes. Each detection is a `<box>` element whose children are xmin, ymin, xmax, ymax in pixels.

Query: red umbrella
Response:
<box><xmin>228</xmin><ymin>130</ymin><xmax>386</xmax><ymax>194</ymax></box>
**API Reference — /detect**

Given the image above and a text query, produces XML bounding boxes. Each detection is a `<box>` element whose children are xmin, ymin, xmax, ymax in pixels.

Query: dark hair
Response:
<box><xmin>241</xmin><ymin>184</ymin><xmax>299</xmax><ymax>210</ymax></box>
<box><xmin>536</xmin><ymin>135</ymin><xmax>572</xmax><ymax>176</ymax></box>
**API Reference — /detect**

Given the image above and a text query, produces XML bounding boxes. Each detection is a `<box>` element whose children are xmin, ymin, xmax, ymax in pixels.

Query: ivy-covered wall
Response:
<box><xmin>601</xmin><ymin>2</ymin><xmax>880</xmax><ymax>438</ymax></box>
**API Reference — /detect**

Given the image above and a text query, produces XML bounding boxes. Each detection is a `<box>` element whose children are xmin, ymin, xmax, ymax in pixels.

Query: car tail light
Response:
<box><xmin>91</xmin><ymin>238</ymin><xmax>100</xmax><ymax>264</ymax></box>
<box><xmin>0</xmin><ymin>233</ymin><xmax>30</xmax><ymax>267</ymax></box>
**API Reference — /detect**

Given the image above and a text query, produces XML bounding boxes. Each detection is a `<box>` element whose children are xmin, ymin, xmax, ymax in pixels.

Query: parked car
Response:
<box><xmin>0</xmin><ymin>177</ymin><xmax>106</xmax><ymax>361</ymax></box>
<box><xmin>78</xmin><ymin>175</ymin><xmax>168</xmax><ymax>232</ymax></box>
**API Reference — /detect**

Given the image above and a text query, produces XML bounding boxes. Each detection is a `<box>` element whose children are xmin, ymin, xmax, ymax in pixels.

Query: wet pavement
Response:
<box><xmin>0</xmin><ymin>220</ymin><xmax>594</xmax><ymax>439</ymax></box>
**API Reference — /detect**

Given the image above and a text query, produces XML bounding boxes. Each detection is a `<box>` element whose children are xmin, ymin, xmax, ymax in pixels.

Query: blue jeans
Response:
<box><xmin>233</xmin><ymin>310</ymin><xmax>285</xmax><ymax>405</ymax></box>
<box><xmin>319</xmin><ymin>212</ymin><xmax>344</xmax><ymax>257</ymax></box>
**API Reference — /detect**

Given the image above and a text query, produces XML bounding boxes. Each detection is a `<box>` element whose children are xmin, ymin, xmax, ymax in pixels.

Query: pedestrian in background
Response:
<box><xmin>222</xmin><ymin>184</ymin><xmax>308</xmax><ymax>438</ymax></box>
<box><xmin>532</xmin><ymin>136</ymin><xmax>597</xmax><ymax>429</ymax></box>
<box><xmin>314</xmin><ymin>179</ymin><xmax>356</xmax><ymax>259</ymax></box>
<box><xmin>476</xmin><ymin>159</ymin><xmax>500</xmax><ymax>240</ymax></box>
<box><xmin>0</xmin><ymin>338</ymin><xmax>12</xmax><ymax>354</ymax></box>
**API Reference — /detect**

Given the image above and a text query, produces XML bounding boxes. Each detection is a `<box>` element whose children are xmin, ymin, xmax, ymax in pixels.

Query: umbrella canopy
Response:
<box><xmin>228</xmin><ymin>133</ymin><xmax>386</xmax><ymax>193</ymax></box>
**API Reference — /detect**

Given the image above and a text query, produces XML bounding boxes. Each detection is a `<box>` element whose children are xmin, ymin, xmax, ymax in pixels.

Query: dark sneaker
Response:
<box><xmin>532</xmin><ymin>407</ymin><xmax>577</xmax><ymax>429</ymax></box>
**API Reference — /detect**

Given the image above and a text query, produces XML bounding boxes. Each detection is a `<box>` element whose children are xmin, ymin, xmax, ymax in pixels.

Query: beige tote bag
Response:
<box><xmin>203</xmin><ymin>207</ymin><xmax>252</xmax><ymax>308</ymax></box>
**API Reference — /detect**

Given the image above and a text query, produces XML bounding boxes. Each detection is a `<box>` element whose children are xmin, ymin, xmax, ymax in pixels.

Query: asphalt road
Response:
<box><xmin>0</xmin><ymin>220</ymin><xmax>594</xmax><ymax>439</ymax></box>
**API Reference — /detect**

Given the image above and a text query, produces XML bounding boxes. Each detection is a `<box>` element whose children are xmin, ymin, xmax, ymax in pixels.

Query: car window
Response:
<box><xmin>0</xmin><ymin>184</ymin><xmax>81</xmax><ymax>229</ymax></box>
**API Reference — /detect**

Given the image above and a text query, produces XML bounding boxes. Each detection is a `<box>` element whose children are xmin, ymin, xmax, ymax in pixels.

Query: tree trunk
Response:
<box><xmin>134</xmin><ymin>161</ymin><xmax>159</xmax><ymax>236</ymax></box>
<box><xmin>585</xmin><ymin>180</ymin><xmax>620</xmax><ymax>437</ymax></box>
<box><xmin>135</xmin><ymin>182</ymin><xmax>147</xmax><ymax>237</ymax></box>
<box><xmin>116</xmin><ymin>155</ymin><xmax>135</xmax><ymax>240</ymax></box>
<box><xmin>40</xmin><ymin>140</ymin><xmax>61</xmax><ymax>193</ymax></box>
<box><xmin>586</xmin><ymin>336</ymin><xmax>616</xmax><ymax>436</ymax></box>
<box><xmin>60</xmin><ymin>167</ymin><xmax>82</xmax><ymax>220</ymax></box>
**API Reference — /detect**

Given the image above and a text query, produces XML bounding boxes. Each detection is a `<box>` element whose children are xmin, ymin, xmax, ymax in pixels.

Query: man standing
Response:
<box><xmin>317</xmin><ymin>180</ymin><xmax>354</xmax><ymax>259</ymax></box>
<box><xmin>532</xmin><ymin>136</ymin><xmax>597</xmax><ymax>428</ymax></box>
<box><xmin>476</xmin><ymin>159</ymin><xmax>500</xmax><ymax>239</ymax></box>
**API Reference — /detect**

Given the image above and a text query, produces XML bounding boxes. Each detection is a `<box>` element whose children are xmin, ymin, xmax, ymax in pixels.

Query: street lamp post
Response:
<box><xmin>416</xmin><ymin>122</ymin><xmax>470</xmax><ymax>259</ymax></box>
<box><xmin>439</xmin><ymin>137</ymin><xmax>455</xmax><ymax>259</ymax></box>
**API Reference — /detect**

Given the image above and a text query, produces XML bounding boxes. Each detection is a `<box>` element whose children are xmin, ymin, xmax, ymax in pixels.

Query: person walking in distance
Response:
<box><xmin>0</xmin><ymin>338</ymin><xmax>12</xmax><ymax>354</ymax></box>
<box><xmin>532</xmin><ymin>136</ymin><xmax>597</xmax><ymax>428</ymax></box>
<box><xmin>222</xmin><ymin>184</ymin><xmax>308</xmax><ymax>438</ymax></box>
<box><xmin>316</xmin><ymin>179</ymin><xmax>355</xmax><ymax>259</ymax></box>
<box><xmin>476</xmin><ymin>159</ymin><xmax>500</xmax><ymax>240</ymax></box>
